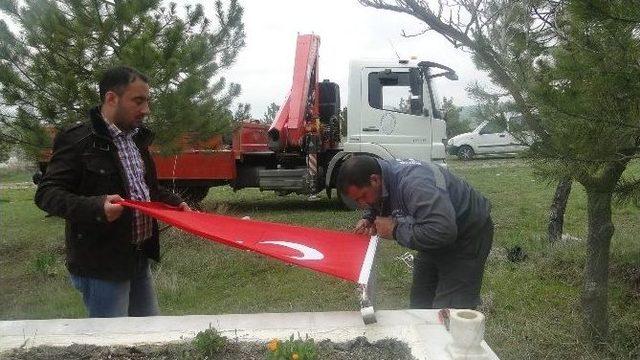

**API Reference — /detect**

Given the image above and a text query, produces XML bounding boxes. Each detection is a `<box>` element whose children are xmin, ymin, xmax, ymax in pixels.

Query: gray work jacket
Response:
<box><xmin>365</xmin><ymin>159</ymin><xmax>491</xmax><ymax>256</ymax></box>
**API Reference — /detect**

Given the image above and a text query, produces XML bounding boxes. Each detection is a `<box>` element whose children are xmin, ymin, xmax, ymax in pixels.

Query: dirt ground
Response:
<box><xmin>1</xmin><ymin>336</ymin><xmax>415</xmax><ymax>360</ymax></box>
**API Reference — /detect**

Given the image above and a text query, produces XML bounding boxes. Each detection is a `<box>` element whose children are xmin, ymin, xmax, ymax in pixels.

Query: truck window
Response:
<box><xmin>368</xmin><ymin>72</ymin><xmax>422</xmax><ymax>116</ymax></box>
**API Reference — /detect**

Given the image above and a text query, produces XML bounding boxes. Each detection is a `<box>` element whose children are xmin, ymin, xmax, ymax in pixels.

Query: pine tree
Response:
<box><xmin>0</xmin><ymin>0</ymin><xmax>246</xmax><ymax>156</ymax></box>
<box><xmin>262</xmin><ymin>102</ymin><xmax>280</xmax><ymax>123</ymax></box>
<box><xmin>441</xmin><ymin>97</ymin><xmax>470</xmax><ymax>138</ymax></box>
<box><xmin>232</xmin><ymin>102</ymin><xmax>251</xmax><ymax>123</ymax></box>
<box><xmin>359</xmin><ymin>0</ymin><xmax>640</xmax><ymax>342</ymax></box>
<box><xmin>528</xmin><ymin>1</ymin><xmax>640</xmax><ymax>340</ymax></box>
<box><xmin>0</xmin><ymin>125</ymin><xmax>10</xmax><ymax>162</ymax></box>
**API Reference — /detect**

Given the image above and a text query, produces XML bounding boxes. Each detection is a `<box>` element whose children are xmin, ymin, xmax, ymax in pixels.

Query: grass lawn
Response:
<box><xmin>0</xmin><ymin>158</ymin><xmax>638</xmax><ymax>359</ymax></box>
<box><xmin>0</xmin><ymin>167</ymin><xmax>34</xmax><ymax>184</ymax></box>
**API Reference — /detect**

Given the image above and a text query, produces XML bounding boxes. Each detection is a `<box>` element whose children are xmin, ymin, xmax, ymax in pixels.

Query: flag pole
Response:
<box><xmin>358</xmin><ymin>235</ymin><xmax>379</xmax><ymax>324</ymax></box>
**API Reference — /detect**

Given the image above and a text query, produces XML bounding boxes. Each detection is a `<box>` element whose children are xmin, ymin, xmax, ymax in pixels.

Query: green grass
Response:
<box><xmin>0</xmin><ymin>167</ymin><xmax>34</xmax><ymax>184</ymax></box>
<box><xmin>0</xmin><ymin>160</ymin><xmax>638</xmax><ymax>359</ymax></box>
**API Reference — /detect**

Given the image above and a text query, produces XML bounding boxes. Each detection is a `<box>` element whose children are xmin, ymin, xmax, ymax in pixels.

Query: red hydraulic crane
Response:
<box><xmin>268</xmin><ymin>34</ymin><xmax>321</xmax><ymax>151</ymax></box>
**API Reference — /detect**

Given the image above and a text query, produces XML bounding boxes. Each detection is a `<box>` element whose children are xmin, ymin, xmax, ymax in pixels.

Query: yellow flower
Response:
<box><xmin>291</xmin><ymin>353</ymin><xmax>299</xmax><ymax>360</ymax></box>
<box><xmin>267</xmin><ymin>339</ymin><xmax>279</xmax><ymax>352</ymax></box>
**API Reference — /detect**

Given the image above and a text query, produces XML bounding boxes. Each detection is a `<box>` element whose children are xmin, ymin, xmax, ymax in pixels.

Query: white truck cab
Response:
<box><xmin>325</xmin><ymin>59</ymin><xmax>457</xmax><ymax>201</ymax></box>
<box><xmin>341</xmin><ymin>59</ymin><xmax>454</xmax><ymax>163</ymax></box>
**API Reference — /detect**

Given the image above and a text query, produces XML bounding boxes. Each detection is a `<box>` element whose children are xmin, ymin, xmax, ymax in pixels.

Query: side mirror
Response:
<box><xmin>378</xmin><ymin>69</ymin><xmax>399</xmax><ymax>83</ymax></box>
<box><xmin>417</xmin><ymin>61</ymin><xmax>458</xmax><ymax>81</ymax></box>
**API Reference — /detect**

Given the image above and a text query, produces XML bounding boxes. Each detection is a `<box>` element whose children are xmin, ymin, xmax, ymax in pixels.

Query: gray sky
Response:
<box><xmin>192</xmin><ymin>0</ymin><xmax>491</xmax><ymax>119</ymax></box>
<box><xmin>2</xmin><ymin>0</ymin><xmax>491</xmax><ymax>118</ymax></box>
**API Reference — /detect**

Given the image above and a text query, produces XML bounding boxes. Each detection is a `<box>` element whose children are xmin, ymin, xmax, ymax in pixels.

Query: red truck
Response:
<box><xmin>36</xmin><ymin>34</ymin><xmax>458</xmax><ymax>205</ymax></box>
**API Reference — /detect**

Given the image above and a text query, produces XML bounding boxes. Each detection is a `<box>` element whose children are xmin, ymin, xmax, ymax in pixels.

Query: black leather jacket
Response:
<box><xmin>35</xmin><ymin>106</ymin><xmax>183</xmax><ymax>281</ymax></box>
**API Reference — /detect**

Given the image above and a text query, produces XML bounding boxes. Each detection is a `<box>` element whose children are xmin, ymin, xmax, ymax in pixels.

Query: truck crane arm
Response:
<box><xmin>268</xmin><ymin>34</ymin><xmax>321</xmax><ymax>152</ymax></box>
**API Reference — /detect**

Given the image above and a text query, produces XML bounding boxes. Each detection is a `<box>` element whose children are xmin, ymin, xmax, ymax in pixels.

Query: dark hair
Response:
<box><xmin>99</xmin><ymin>66</ymin><xmax>149</xmax><ymax>103</ymax></box>
<box><xmin>336</xmin><ymin>155</ymin><xmax>381</xmax><ymax>195</ymax></box>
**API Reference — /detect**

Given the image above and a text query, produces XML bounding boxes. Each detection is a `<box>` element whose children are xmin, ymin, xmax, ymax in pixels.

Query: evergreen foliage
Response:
<box><xmin>359</xmin><ymin>0</ymin><xmax>640</xmax><ymax>343</ymax></box>
<box><xmin>441</xmin><ymin>96</ymin><xmax>470</xmax><ymax>138</ymax></box>
<box><xmin>0</xmin><ymin>0</ymin><xmax>246</xmax><ymax>156</ymax></box>
<box><xmin>232</xmin><ymin>102</ymin><xmax>251</xmax><ymax>122</ymax></box>
<box><xmin>262</xmin><ymin>102</ymin><xmax>280</xmax><ymax>123</ymax></box>
<box><xmin>528</xmin><ymin>1</ymin><xmax>640</xmax><ymax>183</ymax></box>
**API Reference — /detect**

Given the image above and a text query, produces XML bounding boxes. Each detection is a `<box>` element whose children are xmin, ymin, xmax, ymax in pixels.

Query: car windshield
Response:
<box><xmin>473</xmin><ymin>122</ymin><xmax>487</xmax><ymax>133</ymax></box>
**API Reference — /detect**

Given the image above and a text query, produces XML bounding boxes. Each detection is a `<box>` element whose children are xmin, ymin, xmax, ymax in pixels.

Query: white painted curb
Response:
<box><xmin>0</xmin><ymin>310</ymin><xmax>499</xmax><ymax>360</ymax></box>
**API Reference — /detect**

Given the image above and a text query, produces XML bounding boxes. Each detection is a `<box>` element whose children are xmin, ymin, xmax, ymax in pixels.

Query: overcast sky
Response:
<box><xmin>187</xmin><ymin>0</ymin><xmax>492</xmax><ymax>119</ymax></box>
<box><xmin>2</xmin><ymin>0</ymin><xmax>492</xmax><ymax>118</ymax></box>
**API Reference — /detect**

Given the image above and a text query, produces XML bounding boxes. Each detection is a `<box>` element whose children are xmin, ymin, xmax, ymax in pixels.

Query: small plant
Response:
<box><xmin>191</xmin><ymin>325</ymin><xmax>226</xmax><ymax>358</ymax></box>
<box><xmin>266</xmin><ymin>334</ymin><xmax>317</xmax><ymax>360</ymax></box>
<box><xmin>32</xmin><ymin>253</ymin><xmax>58</xmax><ymax>277</ymax></box>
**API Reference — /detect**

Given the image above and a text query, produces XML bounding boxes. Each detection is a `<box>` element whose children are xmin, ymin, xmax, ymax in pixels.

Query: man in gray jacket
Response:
<box><xmin>337</xmin><ymin>155</ymin><xmax>493</xmax><ymax>309</ymax></box>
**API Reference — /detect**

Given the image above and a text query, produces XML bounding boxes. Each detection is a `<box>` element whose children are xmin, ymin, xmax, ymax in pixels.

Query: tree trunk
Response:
<box><xmin>548</xmin><ymin>178</ymin><xmax>572</xmax><ymax>243</ymax></box>
<box><xmin>582</xmin><ymin>188</ymin><xmax>614</xmax><ymax>343</ymax></box>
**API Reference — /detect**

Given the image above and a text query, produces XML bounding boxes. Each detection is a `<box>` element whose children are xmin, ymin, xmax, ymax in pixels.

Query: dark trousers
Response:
<box><xmin>410</xmin><ymin>218</ymin><xmax>494</xmax><ymax>309</ymax></box>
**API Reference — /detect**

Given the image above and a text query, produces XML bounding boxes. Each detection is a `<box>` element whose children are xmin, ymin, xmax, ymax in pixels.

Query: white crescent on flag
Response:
<box><xmin>259</xmin><ymin>240</ymin><xmax>325</xmax><ymax>260</ymax></box>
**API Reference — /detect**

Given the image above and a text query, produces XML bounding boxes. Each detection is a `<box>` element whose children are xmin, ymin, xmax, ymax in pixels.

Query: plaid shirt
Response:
<box><xmin>106</xmin><ymin>120</ymin><xmax>152</xmax><ymax>245</ymax></box>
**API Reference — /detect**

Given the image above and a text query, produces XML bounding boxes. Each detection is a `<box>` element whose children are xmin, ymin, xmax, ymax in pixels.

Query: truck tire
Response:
<box><xmin>457</xmin><ymin>145</ymin><xmax>475</xmax><ymax>160</ymax></box>
<box><xmin>173</xmin><ymin>186</ymin><xmax>209</xmax><ymax>205</ymax></box>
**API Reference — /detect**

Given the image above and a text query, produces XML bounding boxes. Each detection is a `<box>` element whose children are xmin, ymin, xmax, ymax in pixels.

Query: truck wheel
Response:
<box><xmin>457</xmin><ymin>145</ymin><xmax>475</xmax><ymax>161</ymax></box>
<box><xmin>174</xmin><ymin>186</ymin><xmax>209</xmax><ymax>205</ymax></box>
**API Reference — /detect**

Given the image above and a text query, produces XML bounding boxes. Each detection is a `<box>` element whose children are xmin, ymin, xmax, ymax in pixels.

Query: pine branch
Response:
<box><xmin>614</xmin><ymin>175</ymin><xmax>640</xmax><ymax>204</ymax></box>
<box><xmin>0</xmin><ymin>115</ymin><xmax>45</xmax><ymax>138</ymax></box>
<box><xmin>544</xmin><ymin>98</ymin><xmax>640</xmax><ymax>131</ymax></box>
<box><xmin>4</xmin><ymin>52</ymin><xmax>65</xmax><ymax>105</ymax></box>
<box><xmin>0</xmin><ymin>131</ymin><xmax>41</xmax><ymax>147</ymax></box>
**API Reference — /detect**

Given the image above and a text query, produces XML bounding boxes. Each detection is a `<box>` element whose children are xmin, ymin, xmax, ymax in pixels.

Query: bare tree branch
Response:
<box><xmin>401</xmin><ymin>27</ymin><xmax>430</xmax><ymax>38</ymax></box>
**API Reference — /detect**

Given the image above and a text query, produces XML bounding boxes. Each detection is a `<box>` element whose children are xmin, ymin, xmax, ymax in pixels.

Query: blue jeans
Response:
<box><xmin>70</xmin><ymin>256</ymin><xmax>159</xmax><ymax>317</ymax></box>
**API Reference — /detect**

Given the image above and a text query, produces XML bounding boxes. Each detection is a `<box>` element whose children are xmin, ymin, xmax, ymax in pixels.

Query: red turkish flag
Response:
<box><xmin>119</xmin><ymin>200</ymin><xmax>377</xmax><ymax>284</ymax></box>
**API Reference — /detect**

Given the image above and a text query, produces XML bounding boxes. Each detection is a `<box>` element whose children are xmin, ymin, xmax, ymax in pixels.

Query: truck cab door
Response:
<box><xmin>358</xmin><ymin>68</ymin><xmax>432</xmax><ymax>161</ymax></box>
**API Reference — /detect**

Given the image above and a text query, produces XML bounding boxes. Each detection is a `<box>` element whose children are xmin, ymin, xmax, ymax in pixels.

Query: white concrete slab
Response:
<box><xmin>0</xmin><ymin>310</ymin><xmax>499</xmax><ymax>360</ymax></box>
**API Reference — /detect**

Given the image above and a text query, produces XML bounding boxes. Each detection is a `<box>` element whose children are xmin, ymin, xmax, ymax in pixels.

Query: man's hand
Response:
<box><xmin>177</xmin><ymin>202</ymin><xmax>191</xmax><ymax>211</ymax></box>
<box><xmin>374</xmin><ymin>216</ymin><xmax>396</xmax><ymax>239</ymax></box>
<box><xmin>103</xmin><ymin>194</ymin><xmax>124</xmax><ymax>222</ymax></box>
<box><xmin>354</xmin><ymin>219</ymin><xmax>376</xmax><ymax>235</ymax></box>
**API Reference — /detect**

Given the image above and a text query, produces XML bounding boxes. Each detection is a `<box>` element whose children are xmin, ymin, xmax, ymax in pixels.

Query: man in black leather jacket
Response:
<box><xmin>35</xmin><ymin>66</ymin><xmax>190</xmax><ymax>317</ymax></box>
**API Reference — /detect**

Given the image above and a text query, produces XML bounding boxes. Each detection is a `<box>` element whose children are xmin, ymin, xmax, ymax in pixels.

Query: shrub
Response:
<box><xmin>32</xmin><ymin>253</ymin><xmax>58</xmax><ymax>277</ymax></box>
<box><xmin>191</xmin><ymin>325</ymin><xmax>227</xmax><ymax>358</ymax></box>
<box><xmin>266</xmin><ymin>334</ymin><xmax>317</xmax><ymax>360</ymax></box>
